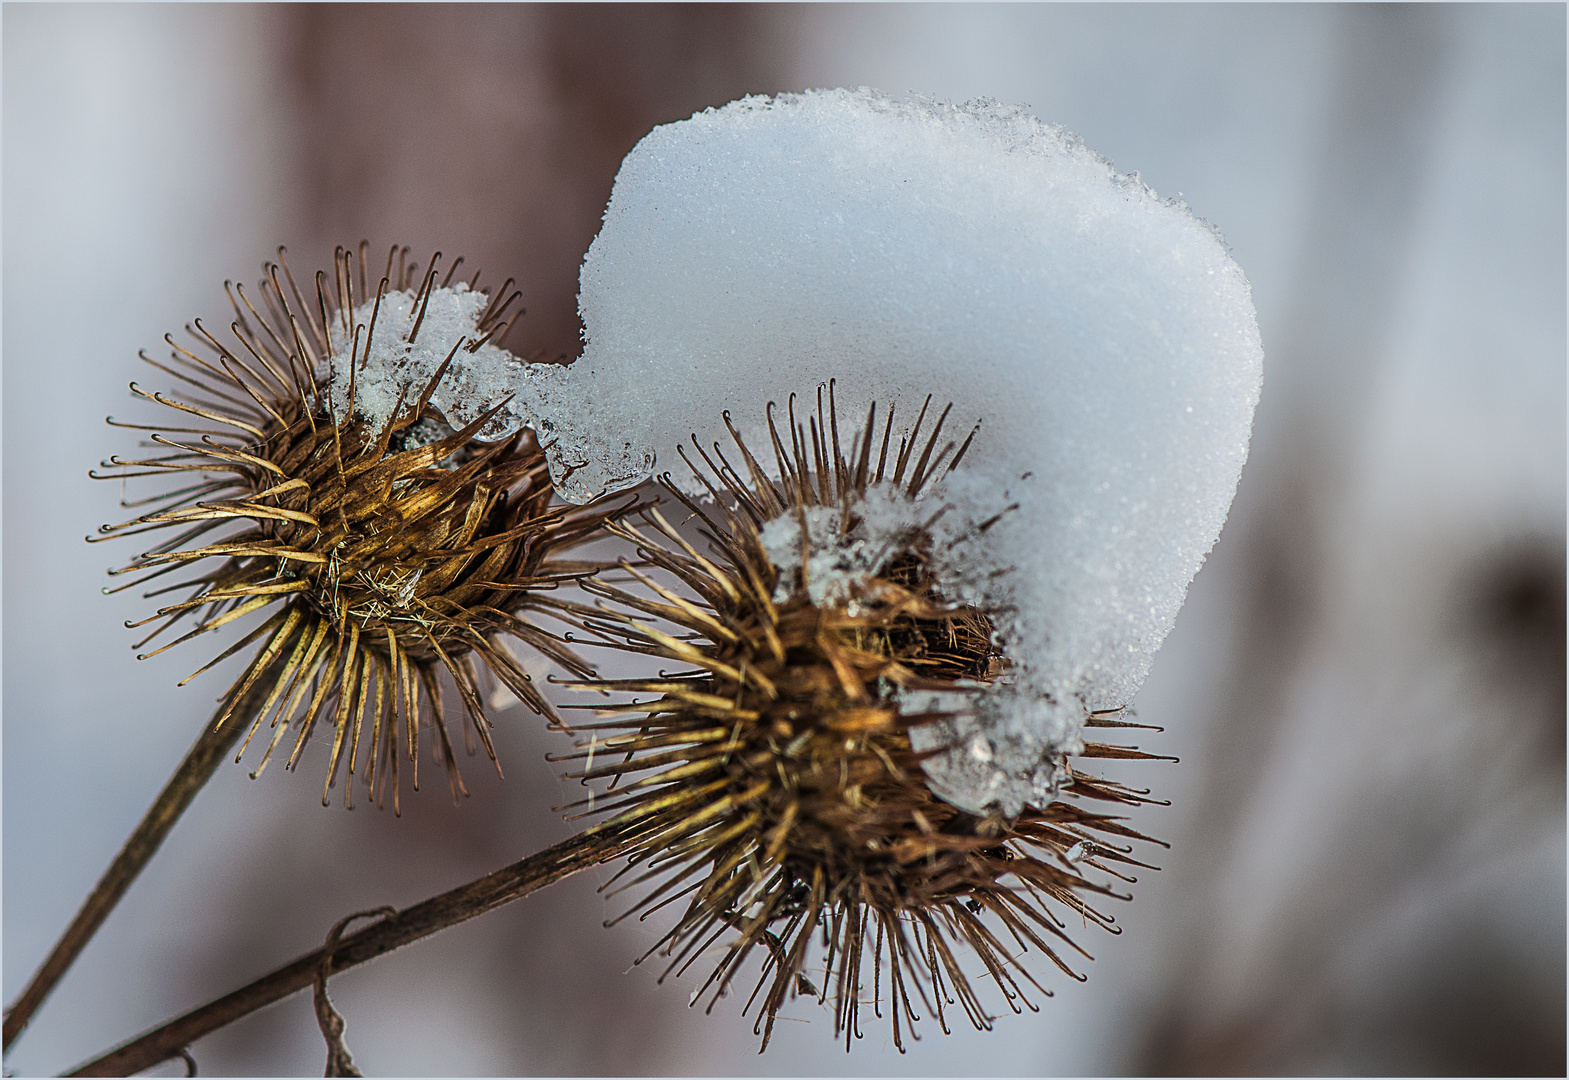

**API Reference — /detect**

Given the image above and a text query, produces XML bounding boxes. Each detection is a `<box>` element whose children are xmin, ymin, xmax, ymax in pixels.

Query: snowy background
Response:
<box><xmin>5</xmin><ymin>5</ymin><xmax>1563</xmax><ymax>1076</ymax></box>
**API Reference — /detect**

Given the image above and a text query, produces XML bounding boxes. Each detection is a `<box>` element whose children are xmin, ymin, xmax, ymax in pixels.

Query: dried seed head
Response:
<box><xmin>561</xmin><ymin>384</ymin><xmax>1168</xmax><ymax>1050</ymax></box>
<box><xmin>94</xmin><ymin>244</ymin><xmax>632</xmax><ymax>811</ymax></box>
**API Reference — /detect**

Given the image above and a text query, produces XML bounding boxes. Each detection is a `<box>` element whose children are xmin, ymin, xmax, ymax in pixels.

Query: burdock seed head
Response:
<box><xmin>556</xmin><ymin>384</ymin><xmax>1170</xmax><ymax>1051</ymax></box>
<box><xmin>93</xmin><ymin>244</ymin><xmax>633</xmax><ymax>811</ymax></box>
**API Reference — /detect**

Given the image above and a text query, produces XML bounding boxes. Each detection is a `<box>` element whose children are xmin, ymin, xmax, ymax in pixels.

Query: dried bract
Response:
<box><xmin>560</xmin><ymin>387</ymin><xmax>1167</xmax><ymax>1049</ymax></box>
<box><xmin>94</xmin><ymin>244</ymin><xmax>631</xmax><ymax>810</ymax></box>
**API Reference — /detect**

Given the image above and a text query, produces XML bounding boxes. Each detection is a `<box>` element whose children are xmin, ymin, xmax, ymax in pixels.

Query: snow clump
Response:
<box><xmin>550</xmin><ymin>89</ymin><xmax>1263</xmax><ymax>815</ymax></box>
<box><xmin>759</xmin><ymin>485</ymin><xmax>936</xmax><ymax>608</ymax></box>
<box><xmin>324</xmin><ymin>284</ymin><xmax>583</xmax><ymax>463</ymax></box>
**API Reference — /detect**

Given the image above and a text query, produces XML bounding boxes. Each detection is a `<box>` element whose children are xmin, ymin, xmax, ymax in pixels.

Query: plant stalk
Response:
<box><xmin>3</xmin><ymin>673</ymin><xmax>276</xmax><ymax>1051</ymax></box>
<box><xmin>65</xmin><ymin>827</ymin><xmax>625</xmax><ymax>1077</ymax></box>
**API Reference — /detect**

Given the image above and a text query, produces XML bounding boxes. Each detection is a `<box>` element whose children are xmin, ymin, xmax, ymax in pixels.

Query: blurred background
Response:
<box><xmin>4</xmin><ymin>4</ymin><xmax>1563</xmax><ymax>1075</ymax></box>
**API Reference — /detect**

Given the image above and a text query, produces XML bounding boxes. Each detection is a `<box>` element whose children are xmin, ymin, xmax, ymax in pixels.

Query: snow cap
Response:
<box><xmin>558</xmin><ymin>89</ymin><xmax>1262</xmax><ymax>814</ymax></box>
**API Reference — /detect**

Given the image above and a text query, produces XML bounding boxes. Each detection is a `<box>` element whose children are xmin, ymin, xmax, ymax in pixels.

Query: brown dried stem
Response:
<box><xmin>3</xmin><ymin>667</ymin><xmax>280</xmax><ymax>1050</ymax></box>
<box><xmin>65</xmin><ymin>827</ymin><xmax>629</xmax><ymax>1077</ymax></box>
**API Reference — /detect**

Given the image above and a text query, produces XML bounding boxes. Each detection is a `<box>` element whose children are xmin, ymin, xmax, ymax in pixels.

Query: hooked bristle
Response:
<box><xmin>558</xmin><ymin>388</ymin><xmax>1168</xmax><ymax>1051</ymax></box>
<box><xmin>95</xmin><ymin>245</ymin><xmax>638</xmax><ymax>812</ymax></box>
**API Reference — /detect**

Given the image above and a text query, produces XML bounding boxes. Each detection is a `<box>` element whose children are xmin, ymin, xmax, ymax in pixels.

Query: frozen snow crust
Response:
<box><xmin>559</xmin><ymin>89</ymin><xmax>1261</xmax><ymax>814</ymax></box>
